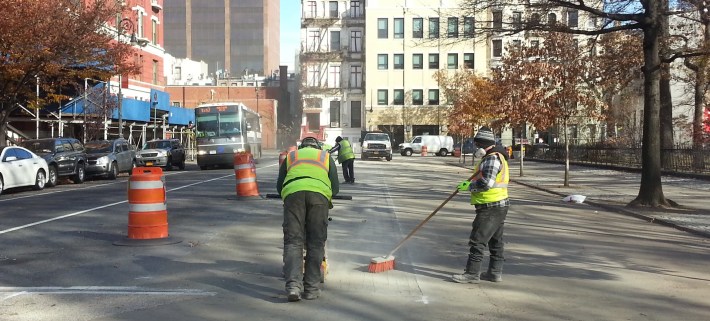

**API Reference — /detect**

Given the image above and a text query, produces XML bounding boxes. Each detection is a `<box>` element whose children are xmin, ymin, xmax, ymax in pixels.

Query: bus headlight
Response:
<box><xmin>197</xmin><ymin>150</ymin><xmax>207</xmax><ymax>155</ymax></box>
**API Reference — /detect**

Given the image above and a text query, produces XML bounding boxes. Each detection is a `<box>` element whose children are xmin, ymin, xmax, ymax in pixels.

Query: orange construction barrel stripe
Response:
<box><xmin>234</xmin><ymin>152</ymin><xmax>260</xmax><ymax>197</ymax></box>
<box><xmin>127</xmin><ymin>167</ymin><xmax>169</xmax><ymax>239</ymax></box>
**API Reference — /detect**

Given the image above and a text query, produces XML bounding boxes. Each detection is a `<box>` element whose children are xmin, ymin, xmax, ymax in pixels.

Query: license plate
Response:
<box><xmin>146</xmin><ymin>162</ymin><xmax>153</xmax><ymax>166</ymax></box>
<box><xmin>209</xmin><ymin>150</ymin><xmax>217</xmax><ymax>154</ymax></box>
<box><xmin>373</xmin><ymin>151</ymin><xmax>380</xmax><ymax>155</ymax></box>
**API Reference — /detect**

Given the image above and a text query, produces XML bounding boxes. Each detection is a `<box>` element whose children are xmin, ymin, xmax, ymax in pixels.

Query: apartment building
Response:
<box><xmin>299</xmin><ymin>0</ymin><xmax>366</xmax><ymax>148</ymax></box>
<box><xmin>164</xmin><ymin>0</ymin><xmax>280</xmax><ymax>78</ymax></box>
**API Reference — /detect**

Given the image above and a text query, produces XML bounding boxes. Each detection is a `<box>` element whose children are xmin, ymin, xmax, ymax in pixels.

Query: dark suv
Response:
<box><xmin>136</xmin><ymin>139</ymin><xmax>186</xmax><ymax>170</ymax></box>
<box><xmin>21</xmin><ymin>137</ymin><xmax>87</xmax><ymax>186</ymax></box>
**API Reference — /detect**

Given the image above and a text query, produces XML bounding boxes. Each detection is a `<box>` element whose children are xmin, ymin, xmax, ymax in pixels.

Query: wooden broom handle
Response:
<box><xmin>386</xmin><ymin>171</ymin><xmax>479</xmax><ymax>257</ymax></box>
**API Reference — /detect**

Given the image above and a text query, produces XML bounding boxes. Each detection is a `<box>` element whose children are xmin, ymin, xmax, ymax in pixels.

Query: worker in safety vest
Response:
<box><xmin>276</xmin><ymin>136</ymin><xmax>339</xmax><ymax>302</ymax></box>
<box><xmin>328</xmin><ymin>136</ymin><xmax>356</xmax><ymax>183</ymax></box>
<box><xmin>452</xmin><ymin>126</ymin><xmax>510</xmax><ymax>284</ymax></box>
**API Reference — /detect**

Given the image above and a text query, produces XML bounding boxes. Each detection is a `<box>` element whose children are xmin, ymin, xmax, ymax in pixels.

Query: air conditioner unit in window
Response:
<box><xmin>330</xmin><ymin>122</ymin><xmax>340</xmax><ymax>127</ymax></box>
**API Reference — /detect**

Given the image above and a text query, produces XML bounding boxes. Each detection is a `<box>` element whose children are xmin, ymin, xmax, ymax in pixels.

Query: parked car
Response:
<box><xmin>361</xmin><ymin>132</ymin><xmax>393</xmax><ymax>161</ymax></box>
<box><xmin>0</xmin><ymin>146</ymin><xmax>49</xmax><ymax>196</ymax></box>
<box><xmin>85</xmin><ymin>138</ymin><xmax>137</xmax><ymax>179</ymax></box>
<box><xmin>137</xmin><ymin>139</ymin><xmax>186</xmax><ymax>170</ymax></box>
<box><xmin>399</xmin><ymin>135</ymin><xmax>454</xmax><ymax>156</ymax></box>
<box><xmin>21</xmin><ymin>138</ymin><xmax>87</xmax><ymax>186</ymax></box>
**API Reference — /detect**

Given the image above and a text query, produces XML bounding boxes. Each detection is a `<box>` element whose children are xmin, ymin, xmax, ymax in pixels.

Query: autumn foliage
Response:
<box><xmin>0</xmin><ymin>0</ymin><xmax>139</xmax><ymax>143</ymax></box>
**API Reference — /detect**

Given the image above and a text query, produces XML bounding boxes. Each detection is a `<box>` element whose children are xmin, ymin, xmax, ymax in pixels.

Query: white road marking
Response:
<box><xmin>0</xmin><ymin>163</ymin><xmax>277</xmax><ymax>235</ymax></box>
<box><xmin>0</xmin><ymin>286</ymin><xmax>216</xmax><ymax>301</ymax></box>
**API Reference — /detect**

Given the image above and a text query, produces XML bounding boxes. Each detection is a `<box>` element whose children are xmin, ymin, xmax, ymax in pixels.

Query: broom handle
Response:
<box><xmin>385</xmin><ymin>171</ymin><xmax>479</xmax><ymax>258</ymax></box>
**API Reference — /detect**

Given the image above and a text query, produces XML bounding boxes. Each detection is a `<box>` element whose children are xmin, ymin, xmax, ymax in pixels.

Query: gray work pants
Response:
<box><xmin>283</xmin><ymin>191</ymin><xmax>329</xmax><ymax>293</ymax></box>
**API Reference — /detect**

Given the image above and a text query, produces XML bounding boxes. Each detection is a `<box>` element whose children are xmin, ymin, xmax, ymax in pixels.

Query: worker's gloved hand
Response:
<box><xmin>457</xmin><ymin>181</ymin><xmax>471</xmax><ymax>192</ymax></box>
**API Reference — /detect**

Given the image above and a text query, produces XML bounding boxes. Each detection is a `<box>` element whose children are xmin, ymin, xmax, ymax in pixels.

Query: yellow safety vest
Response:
<box><xmin>470</xmin><ymin>152</ymin><xmax>509</xmax><ymax>205</ymax></box>
<box><xmin>281</xmin><ymin>147</ymin><xmax>332</xmax><ymax>200</ymax></box>
<box><xmin>337</xmin><ymin>140</ymin><xmax>355</xmax><ymax>163</ymax></box>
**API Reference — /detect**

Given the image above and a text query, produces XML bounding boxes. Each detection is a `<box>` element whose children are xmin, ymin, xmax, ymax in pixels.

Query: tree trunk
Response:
<box><xmin>563</xmin><ymin>117</ymin><xmax>570</xmax><ymax>187</ymax></box>
<box><xmin>519</xmin><ymin>124</ymin><xmax>525</xmax><ymax>177</ymax></box>
<box><xmin>0</xmin><ymin>109</ymin><xmax>8</xmax><ymax>145</ymax></box>
<box><xmin>659</xmin><ymin>3</ymin><xmax>674</xmax><ymax>162</ymax></box>
<box><xmin>630</xmin><ymin>9</ymin><xmax>672</xmax><ymax>208</ymax></box>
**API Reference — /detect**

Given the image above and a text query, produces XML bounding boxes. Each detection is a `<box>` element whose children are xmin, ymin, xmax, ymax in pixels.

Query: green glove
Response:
<box><xmin>457</xmin><ymin>180</ymin><xmax>471</xmax><ymax>192</ymax></box>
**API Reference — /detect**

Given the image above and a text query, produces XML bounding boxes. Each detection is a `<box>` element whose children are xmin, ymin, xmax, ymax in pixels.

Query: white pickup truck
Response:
<box><xmin>361</xmin><ymin>132</ymin><xmax>393</xmax><ymax>161</ymax></box>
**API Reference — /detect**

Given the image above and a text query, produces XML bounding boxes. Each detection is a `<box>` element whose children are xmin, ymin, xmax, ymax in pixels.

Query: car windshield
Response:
<box><xmin>365</xmin><ymin>134</ymin><xmax>389</xmax><ymax>141</ymax></box>
<box><xmin>144</xmin><ymin>141</ymin><xmax>171</xmax><ymax>149</ymax></box>
<box><xmin>22</xmin><ymin>140</ymin><xmax>54</xmax><ymax>153</ymax></box>
<box><xmin>85</xmin><ymin>142</ymin><xmax>112</xmax><ymax>153</ymax></box>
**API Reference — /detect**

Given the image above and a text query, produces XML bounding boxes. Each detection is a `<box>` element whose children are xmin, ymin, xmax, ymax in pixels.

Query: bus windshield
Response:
<box><xmin>196</xmin><ymin>113</ymin><xmax>241</xmax><ymax>138</ymax></box>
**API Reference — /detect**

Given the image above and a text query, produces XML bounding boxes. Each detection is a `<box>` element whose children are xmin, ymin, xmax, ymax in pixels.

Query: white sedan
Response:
<box><xmin>0</xmin><ymin>145</ymin><xmax>49</xmax><ymax>196</ymax></box>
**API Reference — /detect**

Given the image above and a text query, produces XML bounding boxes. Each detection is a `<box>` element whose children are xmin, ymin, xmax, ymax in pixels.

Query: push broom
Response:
<box><xmin>368</xmin><ymin>171</ymin><xmax>478</xmax><ymax>273</ymax></box>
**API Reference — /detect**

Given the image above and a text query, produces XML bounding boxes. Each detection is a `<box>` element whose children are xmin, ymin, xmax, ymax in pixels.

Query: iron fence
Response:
<box><xmin>527</xmin><ymin>145</ymin><xmax>710</xmax><ymax>175</ymax></box>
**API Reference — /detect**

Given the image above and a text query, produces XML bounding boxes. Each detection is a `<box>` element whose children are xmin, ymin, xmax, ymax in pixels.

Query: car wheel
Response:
<box><xmin>34</xmin><ymin>170</ymin><xmax>46</xmax><ymax>190</ymax></box>
<box><xmin>404</xmin><ymin>149</ymin><xmax>413</xmax><ymax>156</ymax></box>
<box><xmin>361</xmin><ymin>154</ymin><xmax>367</xmax><ymax>160</ymax></box>
<box><xmin>439</xmin><ymin>149</ymin><xmax>448</xmax><ymax>157</ymax></box>
<box><xmin>165</xmin><ymin>157</ymin><xmax>173</xmax><ymax>171</ymax></box>
<box><xmin>72</xmin><ymin>163</ymin><xmax>85</xmax><ymax>184</ymax></box>
<box><xmin>386</xmin><ymin>155</ymin><xmax>392</xmax><ymax>161</ymax></box>
<box><xmin>178</xmin><ymin>157</ymin><xmax>186</xmax><ymax>170</ymax></box>
<box><xmin>108</xmin><ymin>162</ymin><xmax>118</xmax><ymax>180</ymax></box>
<box><xmin>47</xmin><ymin>165</ymin><xmax>58</xmax><ymax>187</ymax></box>
<box><xmin>0</xmin><ymin>175</ymin><xmax>4</xmax><ymax>196</ymax></box>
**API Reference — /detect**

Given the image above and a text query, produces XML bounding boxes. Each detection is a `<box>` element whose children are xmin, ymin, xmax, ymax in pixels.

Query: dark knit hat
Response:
<box><xmin>335</xmin><ymin>136</ymin><xmax>343</xmax><ymax>143</ymax></box>
<box><xmin>474</xmin><ymin>126</ymin><xmax>495</xmax><ymax>146</ymax></box>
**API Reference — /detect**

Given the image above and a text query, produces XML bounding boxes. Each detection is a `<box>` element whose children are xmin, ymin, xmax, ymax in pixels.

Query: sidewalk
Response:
<box><xmin>447</xmin><ymin>157</ymin><xmax>710</xmax><ymax>238</ymax></box>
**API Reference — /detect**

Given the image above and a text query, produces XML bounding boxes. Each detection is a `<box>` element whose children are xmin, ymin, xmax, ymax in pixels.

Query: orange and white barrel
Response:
<box><xmin>234</xmin><ymin>152</ymin><xmax>259</xmax><ymax>197</ymax></box>
<box><xmin>127</xmin><ymin>167</ymin><xmax>168</xmax><ymax>239</ymax></box>
<box><xmin>421</xmin><ymin>146</ymin><xmax>428</xmax><ymax>157</ymax></box>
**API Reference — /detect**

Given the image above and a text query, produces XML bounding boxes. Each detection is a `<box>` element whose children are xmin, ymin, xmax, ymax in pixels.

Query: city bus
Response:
<box><xmin>194</xmin><ymin>102</ymin><xmax>261</xmax><ymax>169</ymax></box>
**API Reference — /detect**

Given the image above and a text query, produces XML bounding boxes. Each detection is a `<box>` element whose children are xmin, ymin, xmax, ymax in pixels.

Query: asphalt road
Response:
<box><xmin>1</xmin><ymin>153</ymin><xmax>709</xmax><ymax>321</ymax></box>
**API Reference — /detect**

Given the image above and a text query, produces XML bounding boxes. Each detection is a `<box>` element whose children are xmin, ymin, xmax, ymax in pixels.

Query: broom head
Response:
<box><xmin>368</xmin><ymin>255</ymin><xmax>395</xmax><ymax>273</ymax></box>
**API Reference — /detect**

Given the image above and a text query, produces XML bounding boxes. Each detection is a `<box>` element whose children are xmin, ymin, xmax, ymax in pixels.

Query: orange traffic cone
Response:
<box><xmin>234</xmin><ymin>152</ymin><xmax>260</xmax><ymax>197</ymax></box>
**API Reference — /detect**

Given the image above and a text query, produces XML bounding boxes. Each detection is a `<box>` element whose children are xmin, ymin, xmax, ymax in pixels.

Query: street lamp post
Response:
<box><xmin>116</xmin><ymin>18</ymin><xmax>141</xmax><ymax>138</ymax></box>
<box><xmin>254</xmin><ymin>86</ymin><xmax>259</xmax><ymax>115</ymax></box>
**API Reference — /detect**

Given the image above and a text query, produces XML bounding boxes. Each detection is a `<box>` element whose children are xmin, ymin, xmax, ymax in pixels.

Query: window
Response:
<box><xmin>512</xmin><ymin>12</ymin><xmax>522</xmax><ymax>29</ymax></box>
<box><xmin>464</xmin><ymin>53</ymin><xmax>474</xmax><ymax>69</ymax></box>
<box><xmin>428</xmin><ymin>89</ymin><xmax>440</xmax><ymax>105</ymax></box>
<box><xmin>173</xmin><ymin>102</ymin><xmax>181</xmax><ymax>107</ymax></box>
<box><xmin>568</xmin><ymin>10</ymin><xmax>578</xmax><ymax>28</ymax></box>
<box><xmin>152</xmin><ymin>20</ymin><xmax>158</xmax><ymax>45</ymax></box>
<box><xmin>447</xmin><ymin>53</ymin><xmax>458</xmax><ymax>69</ymax></box>
<box><xmin>377</xmin><ymin>89</ymin><xmax>388</xmax><ymax>105</ymax></box>
<box><xmin>329</xmin><ymin>1</ymin><xmax>338</xmax><ymax>18</ymax></box>
<box><xmin>309</xmin><ymin>31</ymin><xmax>320</xmax><ymax>51</ymax></box>
<box><xmin>447</xmin><ymin>17</ymin><xmax>458</xmax><ymax>38</ymax></box>
<box><xmin>394</xmin><ymin>18</ymin><xmax>404</xmax><ymax>38</ymax></box>
<box><xmin>307</xmin><ymin>1</ymin><xmax>317</xmax><ymax>18</ymax></box>
<box><xmin>378</xmin><ymin>18</ymin><xmax>388</xmax><ymax>38</ymax></box>
<box><xmin>350</xmin><ymin>30</ymin><xmax>362</xmax><ymax>52</ymax></box>
<box><xmin>330</xmin><ymin>31</ymin><xmax>340</xmax><ymax>51</ymax></box>
<box><xmin>429</xmin><ymin>18</ymin><xmax>439</xmax><ymax>38</ymax></box>
<box><xmin>413</xmin><ymin>18</ymin><xmax>423</xmax><ymax>38</ymax></box>
<box><xmin>351</xmin><ymin>101</ymin><xmax>362</xmax><ymax>128</ymax></box>
<box><xmin>308</xmin><ymin>65</ymin><xmax>320</xmax><ymax>86</ymax></box>
<box><xmin>307</xmin><ymin>113</ymin><xmax>320</xmax><ymax>131</ymax></box>
<box><xmin>530</xmin><ymin>13</ymin><xmax>541</xmax><ymax>25</ymax></box>
<box><xmin>393</xmin><ymin>54</ymin><xmax>404</xmax><ymax>69</ymax></box>
<box><xmin>136</xmin><ymin>11</ymin><xmax>143</xmax><ymax>38</ymax></box>
<box><xmin>393</xmin><ymin>89</ymin><xmax>404</xmax><ymax>105</ymax></box>
<box><xmin>330</xmin><ymin>101</ymin><xmax>340</xmax><ymax>127</ymax></box>
<box><xmin>463</xmin><ymin>17</ymin><xmax>474</xmax><ymax>38</ymax></box>
<box><xmin>548</xmin><ymin>13</ymin><xmax>557</xmax><ymax>25</ymax></box>
<box><xmin>412</xmin><ymin>89</ymin><xmax>423</xmax><ymax>105</ymax></box>
<box><xmin>350</xmin><ymin>1</ymin><xmax>362</xmax><ymax>18</ymax></box>
<box><xmin>531</xmin><ymin>40</ymin><xmax>540</xmax><ymax>48</ymax></box>
<box><xmin>492</xmin><ymin>39</ymin><xmax>502</xmax><ymax>57</ymax></box>
<box><xmin>350</xmin><ymin>65</ymin><xmax>362</xmax><ymax>88</ymax></box>
<box><xmin>152</xmin><ymin>60</ymin><xmax>158</xmax><ymax>84</ymax></box>
<box><xmin>412</xmin><ymin>54</ymin><xmax>423</xmax><ymax>69</ymax></box>
<box><xmin>512</xmin><ymin>39</ymin><xmax>521</xmax><ymax>48</ymax></box>
<box><xmin>328</xmin><ymin>65</ymin><xmax>340</xmax><ymax>88</ymax></box>
<box><xmin>378</xmin><ymin>54</ymin><xmax>388</xmax><ymax>69</ymax></box>
<box><xmin>428</xmin><ymin>53</ymin><xmax>439</xmax><ymax>69</ymax></box>
<box><xmin>492</xmin><ymin>11</ymin><xmax>502</xmax><ymax>29</ymax></box>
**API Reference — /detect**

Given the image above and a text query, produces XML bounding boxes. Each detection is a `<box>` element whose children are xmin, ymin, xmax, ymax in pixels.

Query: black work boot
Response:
<box><xmin>481</xmin><ymin>260</ymin><xmax>503</xmax><ymax>282</ymax></box>
<box><xmin>451</xmin><ymin>259</ymin><xmax>482</xmax><ymax>284</ymax></box>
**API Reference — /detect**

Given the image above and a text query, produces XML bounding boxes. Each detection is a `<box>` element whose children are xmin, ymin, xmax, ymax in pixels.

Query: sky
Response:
<box><xmin>280</xmin><ymin>0</ymin><xmax>301</xmax><ymax>71</ymax></box>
